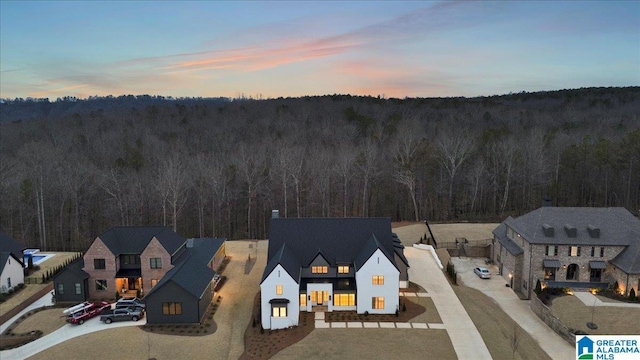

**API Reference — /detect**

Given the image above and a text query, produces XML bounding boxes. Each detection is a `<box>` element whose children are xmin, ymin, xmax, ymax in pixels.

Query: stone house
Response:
<box><xmin>493</xmin><ymin>207</ymin><xmax>640</xmax><ymax>299</ymax></box>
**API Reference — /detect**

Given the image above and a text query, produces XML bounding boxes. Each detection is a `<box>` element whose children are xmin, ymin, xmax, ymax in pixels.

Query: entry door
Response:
<box><xmin>316</xmin><ymin>291</ymin><xmax>323</xmax><ymax>305</ymax></box>
<box><xmin>128</xmin><ymin>277</ymin><xmax>137</xmax><ymax>290</ymax></box>
<box><xmin>312</xmin><ymin>291</ymin><xmax>328</xmax><ymax>305</ymax></box>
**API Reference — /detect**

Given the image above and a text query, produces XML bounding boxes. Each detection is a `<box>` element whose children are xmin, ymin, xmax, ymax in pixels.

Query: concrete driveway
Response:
<box><xmin>405</xmin><ymin>246</ymin><xmax>492</xmax><ymax>360</ymax></box>
<box><xmin>450</xmin><ymin>257</ymin><xmax>574</xmax><ymax>360</ymax></box>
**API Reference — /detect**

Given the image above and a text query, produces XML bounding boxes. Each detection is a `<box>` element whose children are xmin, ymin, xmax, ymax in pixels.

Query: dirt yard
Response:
<box><xmin>392</xmin><ymin>222</ymin><xmax>499</xmax><ymax>247</ymax></box>
<box><xmin>550</xmin><ymin>294</ymin><xmax>640</xmax><ymax>335</ymax></box>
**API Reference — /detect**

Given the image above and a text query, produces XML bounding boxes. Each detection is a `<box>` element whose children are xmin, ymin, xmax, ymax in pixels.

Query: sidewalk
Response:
<box><xmin>405</xmin><ymin>246</ymin><xmax>492</xmax><ymax>360</ymax></box>
<box><xmin>574</xmin><ymin>291</ymin><xmax>640</xmax><ymax>308</ymax></box>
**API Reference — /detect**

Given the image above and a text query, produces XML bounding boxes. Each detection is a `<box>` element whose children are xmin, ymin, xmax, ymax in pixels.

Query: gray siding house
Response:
<box><xmin>53</xmin><ymin>258</ymin><xmax>90</xmax><ymax>303</ymax></box>
<box><xmin>144</xmin><ymin>238</ymin><xmax>226</xmax><ymax>324</ymax></box>
<box><xmin>493</xmin><ymin>207</ymin><xmax>640</xmax><ymax>299</ymax></box>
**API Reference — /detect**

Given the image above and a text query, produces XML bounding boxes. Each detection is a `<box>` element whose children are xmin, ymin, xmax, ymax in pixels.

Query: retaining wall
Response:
<box><xmin>530</xmin><ymin>294</ymin><xmax>576</xmax><ymax>346</ymax></box>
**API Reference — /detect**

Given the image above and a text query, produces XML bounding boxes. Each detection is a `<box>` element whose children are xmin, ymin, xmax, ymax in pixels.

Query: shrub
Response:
<box><xmin>534</xmin><ymin>279</ymin><xmax>542</xmax><ymax>295</ymax></box>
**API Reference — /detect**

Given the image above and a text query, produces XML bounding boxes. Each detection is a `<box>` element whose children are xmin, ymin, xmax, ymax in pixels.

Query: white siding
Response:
<box><xmin>260</xmin><ymin>264</ymin><xmax>299</xmax><ymax>330</ymax></box>
<box><xmin>1</xmin><ymin>256</ymin><xmax>24</xmax><ymax>293</ymax></box>
<box><xmin>355</xmin><ymin>249</ymin><xmax>399</xmax><ymax>314</ymax></box>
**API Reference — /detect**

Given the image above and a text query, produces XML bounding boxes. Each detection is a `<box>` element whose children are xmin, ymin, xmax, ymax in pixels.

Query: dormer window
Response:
<box><xmin>338</xmin><ymin>265</ymin><xmax>349</xmax><ymax>274</ymax></box>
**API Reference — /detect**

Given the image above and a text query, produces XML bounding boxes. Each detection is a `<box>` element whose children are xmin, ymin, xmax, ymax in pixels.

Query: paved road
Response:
<box><xmin>450</xmin><ymin>257</ymin><xmax>575</xmax><ymax>360</ymax></box>
<box><xmin>0</xmin><ymin>295</ymin><xmax>145</xmax><ymax>360</ymax></box>
<box><xmin>405</xmin><ymin>246</ymin><xmax>493</xmax><ymax>360</ymax></box>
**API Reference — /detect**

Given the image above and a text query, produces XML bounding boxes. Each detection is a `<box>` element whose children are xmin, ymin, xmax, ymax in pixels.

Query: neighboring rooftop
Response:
<box><xmin>96</xmin><ymin>226</ymin><xmax>186</xmax><ymax>257</ymax></box>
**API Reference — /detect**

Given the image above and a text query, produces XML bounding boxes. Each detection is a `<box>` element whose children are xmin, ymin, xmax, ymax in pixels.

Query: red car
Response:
<box><xmin>65</xmin><ymin>301</ymin><xmax>111</xmax><ymax>325</ymax></box>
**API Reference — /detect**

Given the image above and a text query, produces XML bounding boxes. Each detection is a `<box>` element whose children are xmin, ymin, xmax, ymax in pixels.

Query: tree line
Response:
<box><xmin>0</xmin><ymin>87</ymin><xmax>638</xmax><ymax>251</ymax></box>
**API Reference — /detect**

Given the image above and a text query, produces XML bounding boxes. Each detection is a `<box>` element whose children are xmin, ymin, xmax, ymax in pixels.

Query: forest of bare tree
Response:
<box><xmin>1</xmin><ymin>87</ymin><xmax>639</xmax><ymax>251</ymax></box>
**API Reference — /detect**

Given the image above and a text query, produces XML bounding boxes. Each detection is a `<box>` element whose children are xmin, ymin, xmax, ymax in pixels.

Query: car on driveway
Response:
<box><xmin>474</xmin><ymin>267</ymin><xmax>491</xmax><ymax>279</ymax></box>
<box><xmin>65</xmin><ymin>301</ymin><xmax>111</xmax><ymax>325</ymax></box>
<box><xmin>115</xmin><ymin>297</ymin><xmax>145</xmax><ymax>310</ymax></box>
<box><xmin>100</xmin><ymin>307</ymin><xmax>144</xmax><ymax>324</ymax></box>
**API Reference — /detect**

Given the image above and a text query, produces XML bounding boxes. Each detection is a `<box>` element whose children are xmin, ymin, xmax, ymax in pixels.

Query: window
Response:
<box><xmin>311</xmin><ymin>266</ymin><xmax>328</xmax><ymax>274</ymax></box>
<box><xmin>162</xmin><ymin>302</ymin><xmax>182</xmax><ymax>315</ymax></box>
<box><xmin>372</xmin><ymin>297</ymin><xmax>385</xmax><ymax>310</ymax></box>
<box><xmin>75</xmin><ymin>283</ymin><xmax>81</xmax><ymax>295</ymax></box>
<box><xmin>333</xmin><ymin>293</ymin><xmax>356</xmax><ymax>306</ymax></box>
<box><xmin>150</xmin><ymin>258</ymin><xmax>162</xmax><ymax>269</ymax></box>
<box><xmin>276</xmin><ymin>285</ymin><xmax>283</xmax><ymax>295</ymax></box>
<box><xmin>591</xmin><ymin>247</ymin><xmax>595</xmax><ymax>257</ymax></box>
<box><xmin>94</xmin><ymin>258</ymin><xmax>105</xmax><ymax>269</ymax></box>
<box><xmin>372</xmin><ymin>275</ymin><xmax>384</xmax><ymax>285</ymax></box>
<box><xmin>7</xmin><ymin>277</ymin><xmax>11</xmax><ymax>289</ymax></box>
<box><xmin>123</xmin><ymin>255</ymin><xmax>140</xmax><ymax>265</ymax></box>
<box><xmin>95</xmin><ymin>280</ymin><xmax>107</xmax><ymax>291</ymax></box>
<box><xmin>338</xmin><ymin>265</ymin><xmax>349</xmax><ymax>274</ymax></box>
<box><xmin>300</xmin><ymin>293</ymin><xmax>307</xmax><ymax>307</ymax></box>
<box><xmin>600</xmin><ymin>247</ymin><xmax>605</xmax><ymax>257</ymax></box>
<box><xmin>272</xmin><ymin>305</ymin><xmax>287</xmax><ymax>317</ymax></box>
<box><xmin>569</xmin><ymin>246</ymin><xmax>581</xmax><ymax>257</ymax></box>
<box><xmin>545</xmin><ymin>246</ymin><xmax>557</xmax><ymax>256</ymax></box>
<box><xmin>57</xmin><ymin>283</ymin><xmax>64</xmax><ymax>295</ymax></box>
<box><xmin>151</xmin><ymin>279</ymin><xmax>159</xmax><ymax>288</ymax></box>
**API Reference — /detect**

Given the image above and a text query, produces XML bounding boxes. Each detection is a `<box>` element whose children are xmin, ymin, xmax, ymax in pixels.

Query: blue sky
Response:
<box><xmin>1</xmin><ymin>1</ymin><xmax>638</xmax><ymax>99</ymax></box>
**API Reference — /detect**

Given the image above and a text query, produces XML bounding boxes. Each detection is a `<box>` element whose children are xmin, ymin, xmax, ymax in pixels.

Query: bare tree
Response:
<box><xmin>334</xmin><ymin>144</ymin><xmax>357</xmax><ymax>217</ymax></box>
<box><xmin>391</xmin><ymin>119</ymin><xmax>425</xmax><ymax>221</ymax></box>
<box><xmin>356</xmin><ymin>140</ymin><xmax>380</xmax><ymax>217</ymax></box>
<box><xmin>155</xmin><ymin>153</ymin><xmax>190</xmax><ymax>232</ymax></box>
<box><xmin>436</xmin><ymin>129</ymin><xmax>475</xmax><ymax>219</ymax></box>
<box><xmin>235</xmin><ymin>143</ymin><xmax>268</xmax><ymax>238</ymax></box>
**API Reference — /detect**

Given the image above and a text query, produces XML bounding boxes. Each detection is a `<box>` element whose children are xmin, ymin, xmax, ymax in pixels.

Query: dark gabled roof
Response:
<box><xmin>392</xmin><ymin>235</ymin><xmax>409</xmax><ymax>267</ymax></box>
<box><xmin>266</xmin><ymin>217</ymin><xmax>395</xmax><ymax>270</ymax></box>
<box><xmin>354</xmin><ymin>234</ymin><xmax>398</xmax><ymax>271</ymax></box>
<box><xmin>0</xmin><ymin>230</ymin><xmax>25</xmax><ymax>260</ymax></box>
<box><xmin>609</xmin><ymin>210</ymin><xmax>640</xmax><ymax>274</ymax></box>
<box><xmin>493</xmin><ymin>222</ymin><xmax>524</xmax><ymax>255</ymax></box>
<box><xmin>96</xmin><ymin>226</ymin><xmax>185</xmax><ymax>256</ymax></box>
<box><xmin>145</xmin><ymin>238</ymin><xmax>225</xmax><ymax>299</ymax></box>
<box><xmin>261</xmin><ymin>243</ymin><xmax>301</xmax><ymax>283</ymax></box>
<box><xmin>504</xmin><ymin>208</ymin><xmax>634</xmax><ymax>246</ymax></box>
<box><xmin>54</xmin><ymin>258</ymin><xmax>89</xmax><ymax>280</ymax></box>
<box><xmin>0</xmin><ymin>252</ymin><xmax>23</xmax><ymax>274</ymax></box>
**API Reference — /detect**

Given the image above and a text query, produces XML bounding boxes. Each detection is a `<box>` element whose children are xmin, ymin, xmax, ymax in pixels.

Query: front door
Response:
<box><xmin>128</xmin><ymin>278</ymin><xmax>137</xmax><ymax>290</ymax></box>
<box><xmin>311</xmin><ymin>291</ymin><xmax>328</xmax><ymax>305</ymax></box>
<box><xmin>590</xmin><ymin>269</ymin><xmax>602</xmax><ymax>282</ymax></box>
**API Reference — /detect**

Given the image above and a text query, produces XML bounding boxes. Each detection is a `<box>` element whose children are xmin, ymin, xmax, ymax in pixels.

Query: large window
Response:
<box><xmin>372</xmin><ymin>297</ymin><xmax>385</xmax><ymax>310</ymax></box>
<box><xmin>300</xmin><ymin>293</ymin><xmax>307</xmax><ymax>307</ymax></box>
<box><xmin>162</xmin><ymin>302</ymin><xmax>182</xmax><ymax>315</ymax></box>
<box><xmin>276</xmin><ymin>285</ymin><xmax>283</xmax><ymax>295</ymax></box>
<box><xmin>122</xmin><ymin>255</ymin><xmax>140</xmax><ymax>265</ymax></box>
<box><xmin>545</xmin><ymin>246</ymin><xmax>557</xmax><ymax>256</ymax></box>
<box><xmin>94</xmin><ymin>258</ymin><xmax>105</xmax><ymax>269</ymax></box>
<box><xmin>95</xmin><ymin>279</ymin><xmax>107</xmax><ymax>291</ymax></box>
<box><xmin>569</xmin><ymin>246</ymin><xmax>581</xmax><ymax>257</ymax></box>
<box><xmin>150</xmin><ymin>258</ymin><xmax>162</xmax><ymax>269</ymax></box>
<box><xmin>333</xmin><ymin>293</ymin><xmax>355</xmax><ymax>306</ymax></box>
<box><xmin>372</xmin><ymin>275</ymin><xmax>384</xmax><ymax>285</ymax></box>
<box><xmin>75</xmin><ymin>283</ymin><xmax>82</xmax><ymax>295</ymax></box>
<box><xmin>272</xmin><ymin>305</ymin><xmax>287</xmax><ymax>317</ymax></box>
<box><xmin>338</xmin><ymin>265</ymin><xmax>349</xmax><ymax>274</ymax></box>
<box><xmin>57</xmin><ymin>283</ymin><xmax>64</xmax><ymax>295</ymax></box>
<box><xmin>311</xmin><ymin>266</ymin><xmax>328</xmax><ymax>274</ymax></box>
<box><xmin>151</xmin><ymin>279</ymin><xmax>159</xmax><ymax>288</ymax></box>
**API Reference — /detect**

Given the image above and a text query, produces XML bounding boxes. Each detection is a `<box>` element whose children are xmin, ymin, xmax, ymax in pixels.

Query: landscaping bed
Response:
<box><xmin>324</xmin><ymin>296</ymin><xmax>425</xmax><ymax>322</ymax></box>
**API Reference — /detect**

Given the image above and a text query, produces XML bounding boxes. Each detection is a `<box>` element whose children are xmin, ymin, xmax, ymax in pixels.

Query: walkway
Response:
<box><xmin>405</xmin><ymin>246</ymin><xmax>493</xmax><ymax>360</ymax></box>
<box><xmin>450</xmin><ymin>256</ymin><xmax>575</xmax><ymax>360</ymax></box>
<box><xmin>0</xmin><ymin>293</ymin><xmax>144</xmax><ymax>360</ymax></box>
<box><xmin>574</xmin><ymin>291</ymin><xmax>640</xmax><ymax>308</ymax></box>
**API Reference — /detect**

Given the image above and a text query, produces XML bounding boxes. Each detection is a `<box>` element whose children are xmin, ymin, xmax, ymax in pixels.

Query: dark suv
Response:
<box><xmin>115</xmin><ymin>297</ymin><xmax>145</xmax><ymax>310</ymax></box>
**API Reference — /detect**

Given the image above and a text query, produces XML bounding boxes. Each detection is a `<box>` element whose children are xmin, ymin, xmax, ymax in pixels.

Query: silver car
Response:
<box><xmin>474</xmin><ymin>267</ymin><xmax>491</xmax><ymax>279</ymax></box>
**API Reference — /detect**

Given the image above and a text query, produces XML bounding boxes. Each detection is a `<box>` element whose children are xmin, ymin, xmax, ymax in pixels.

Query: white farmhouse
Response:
<box><xmin>260</xmin><ymin>214</ymin><xmax>409</xmax><ymax>330</ymax></box>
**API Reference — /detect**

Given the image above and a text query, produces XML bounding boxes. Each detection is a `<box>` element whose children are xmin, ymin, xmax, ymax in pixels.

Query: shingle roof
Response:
<box><xmin>261</xmin><ymin>243</ymin><xmax>301</xmax><ymax>283</ymax></box>
<box><xmin>145</xmin><ymin>238</ymin><xmax>225</xmax><ymax>299</ymax></box>
<box><xmin>54</xmin><ymin>258</ymin><xmax>89</xmax><ymax>280</ymax></box>
<box><xmin>354</xmin><ymin>234</ymin><xmax>397</xmax><ymax>271</ymax></box>
<box><xmin>96</xmin><ymin>226</ymin><xmax>185</xmax><ymax>257</ymax></box>
<box><xmin>0</xmin><ymin>231</ymin><xmax>25</xmax><ymax>260</ymax></box>
<box><xmin>492</xmin><ymin>222</ymin><xmax>524</xmax><ymax>255</ymax></box>
<box><xmin>262</xmin><ymin>217</ymin><xmax>396</xmax><ymax>282</ymax></box>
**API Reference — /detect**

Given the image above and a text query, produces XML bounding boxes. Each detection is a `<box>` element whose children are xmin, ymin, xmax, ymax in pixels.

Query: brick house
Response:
<box><xmin>80</xmin><ymin>227</ymin><xmax>186</xmax><ymax>300</ymax></box>
<box><xmin>492</xmin><ymin>207</ymin><xmax>640</xmax><ymax>299</ymax></box>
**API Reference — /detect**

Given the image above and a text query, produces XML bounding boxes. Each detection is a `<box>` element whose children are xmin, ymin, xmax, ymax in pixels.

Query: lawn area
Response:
<box><xmin>550</xmin><ymin>295</ymin><xmax>640</xmax><ymax>335</ymax></box>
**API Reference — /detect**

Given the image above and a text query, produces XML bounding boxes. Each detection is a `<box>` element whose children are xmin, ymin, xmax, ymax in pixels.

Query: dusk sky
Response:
<box><xmin>1</xmin><ymin>1</ymin><xmax>638</xmax><ymax>99</ymax></box>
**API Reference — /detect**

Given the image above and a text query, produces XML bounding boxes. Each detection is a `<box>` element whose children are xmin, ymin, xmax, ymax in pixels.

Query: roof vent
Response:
<box><xmin>186</xmin><ymin>238</ymin><xmax>194</xmax><ymax>248</ymax></box>
<box><xmin>564</xmin><ymin>224</ymin><xmax>577</xmax><ymax>238</ymax></box>
<box><xmin>542</xmin><ymin>223</ymin><xmax>554</xmax><ymax>237</ymax></box>
<box><xmin>587</xmin><ymin>225</ymin><xmax>600</xmax><ymax>238</ymax></box>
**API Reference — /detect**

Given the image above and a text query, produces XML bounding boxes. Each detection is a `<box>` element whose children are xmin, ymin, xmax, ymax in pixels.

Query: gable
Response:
<box><xmin>357</xmin><ymin>248</ymin><xmax>399</xmax><ymax>273</ymax></box>
<box><xmin>267</xmin><ymin>217</ymin><xmax>395</xmax><ymax>268</ymax></box>
<box><xmin>96</xmin><ymin>226</ymin><xmax>185</xmax><ymax>256</ymax></box>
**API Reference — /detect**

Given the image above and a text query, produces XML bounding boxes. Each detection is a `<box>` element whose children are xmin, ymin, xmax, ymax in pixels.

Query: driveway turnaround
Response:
<box><xmin>405</xmin><ymin>246</ymin><xmax>492</xmax><ymax>360</ymax></box>
<box><xmin>451</xmin><ymin>257</ymin><xmax>575</xmax><ymax>360</ymax></box>
<box><xmin>0</xmin><ymin>294</ymin><xmax>145</xmax><ymax>360</ymax></box>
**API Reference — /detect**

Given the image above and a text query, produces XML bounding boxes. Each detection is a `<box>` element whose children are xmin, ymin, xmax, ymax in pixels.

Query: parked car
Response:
<box><xmin>100</xmin><ymin>307</ymin><xmax>144</xmax><ymax>323</ymax></box>
<box><xmin>474</xmin><ymin>267</ymin><xmax>491</xmax><ymax>279</ymax></box>
<box><xmin>65</xmin><ymin>301</ymin><xmax>111</xmax><ymax>325</ymax></box>
<box><xmin>115</xmin><ymin>297</ymin><xmax>145</xmax><ymax>309</ymax></box>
